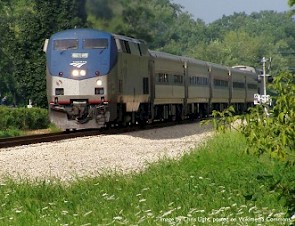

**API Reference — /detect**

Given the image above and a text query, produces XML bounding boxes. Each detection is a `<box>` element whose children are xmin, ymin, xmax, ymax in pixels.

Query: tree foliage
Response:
<box><xmin>86</xmin><ymin>0</ymin><xmax>207</xmax><ymax>54</ymax></box>
<box><xmin>201</xmin><ymin>11</ymin><xmax>294</xmax><ymax>72</ymax></box>
<box><xmin>0</xmin><ymin>0</ymin><xmax>87</xmax><ymax>107</ymax></box>
<box><xmin>0</xmin><ymin>0</ymin><xmax>17</xmax><ymax>105</ymax></box>
<box><xmin>241</xmin><ymin>72</ymin><xmax>295</xmax><ymax>164</ymax></box>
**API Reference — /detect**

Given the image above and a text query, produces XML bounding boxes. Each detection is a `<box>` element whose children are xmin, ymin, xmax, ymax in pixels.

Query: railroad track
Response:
<box><xmin>0</xmin><ymin>119</ymin><xmax>203</xmax><ymax>149</ymax></box>
<box><xmin>0</xmin><ymin>130</ymin><xmax>102</xmax><ymax>149</ymax></box>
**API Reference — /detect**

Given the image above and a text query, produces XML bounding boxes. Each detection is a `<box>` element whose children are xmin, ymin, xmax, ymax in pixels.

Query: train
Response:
<box><xmin>44</xmin><ymin>28</ymin><xmax>259</xmax><ymax>130</ymax></box>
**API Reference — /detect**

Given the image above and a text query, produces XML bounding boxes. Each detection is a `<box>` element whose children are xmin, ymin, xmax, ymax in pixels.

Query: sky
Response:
<box><xmin>172</xmin><ymin>0</ymin><xmax>291</xmax><ymax>23</ymax></box>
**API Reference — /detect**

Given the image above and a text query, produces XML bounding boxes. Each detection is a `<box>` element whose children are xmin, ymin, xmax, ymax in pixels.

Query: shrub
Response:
<box><xmin>241</xmin><ymin>72</ymin><xmax>295</xmax><ymax>164</ymax></box>
<box><xmin>0</xmin><ymin>106</ymin><xmax>50</xmax><ymax>130</ymax></box>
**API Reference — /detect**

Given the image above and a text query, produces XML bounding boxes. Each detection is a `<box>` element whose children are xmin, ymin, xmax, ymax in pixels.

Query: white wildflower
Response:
<box><xmin>160</xmin><ymin>208</ymin><xmax>177</xmax><ymax>218</ymax></box>
<box><xmin>147</xmin><ymin>212</ymin><xmax>154</xmax><ymax>217</ymax></box>
<box><xmin>135</xmin><ymin>211</ymin><xmax>141</xmax><ymax>216</ymax></box>
<box><xmin>42</xmin><ymin>206</ymin><xmax>49</xmax><ymax>211</ymax></box>
<box><xmin>80</xmin><ymin>223</ymin><xmax>91</xmax><ymax>226</ymax></box>
<box><xmin>195</xmin><ymin>210</ymin><xmax>205</xmax><ymax>213</ymax></box>
<box><xmin>248</xmin><ymin>206</ymin><xmax>257</xmax><ymax>213</ymax></box>
<box><xmin>113</xmin><ymin>216</ymin><xmax>123</xmax><ymax>220</ymax></box>
<box><xmin>62</xmin><ymin>210</ymin><xmax>68</xmax><ymax>215</ymax></box>
<box><xmin>105</xmin><ymin>195</ymin><xmax>115</xmax><ymax>200</ymax></box>
<box><xmin>83</xmin><ymin>211</ymin><xmax>92</xmax><ymax>217</ymax></box>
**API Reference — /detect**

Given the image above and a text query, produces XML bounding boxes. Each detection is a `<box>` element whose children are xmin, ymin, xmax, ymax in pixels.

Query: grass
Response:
<box><xmin>0</xmin><ymin>123</ymin><xmax>60</xmax><ymax>138</ymax></box>
<box><xmin>0</xmin><ymin>132</ymin><xmax>294</xmax><ymax>225</ymax></box>
<box><xmin>0</xmin><ymin>129</ymin><xmax>23</xmax><ymax>138</ymax></box>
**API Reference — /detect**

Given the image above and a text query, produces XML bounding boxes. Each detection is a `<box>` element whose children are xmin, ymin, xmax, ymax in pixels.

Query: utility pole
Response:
<box><xmin>262</xmin><ymin>57</ymin><xmax>267</xmax><ymax>96</ymax></box>
<box><xmin>253</xmin><ymin>57</ymin><xmax>272</xmax><ymax>114</ymax></box>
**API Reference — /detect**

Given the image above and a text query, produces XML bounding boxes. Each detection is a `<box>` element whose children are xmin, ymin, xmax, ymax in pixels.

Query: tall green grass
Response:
<box><xmin>0</xmin><ymin>129</ymin><xmax>23</xmax><ymax>138</ymax></box>
<box><xmin>0</xmin><ymin>132</ymin><xmax>293</xmax><ymax>225</ymax></box>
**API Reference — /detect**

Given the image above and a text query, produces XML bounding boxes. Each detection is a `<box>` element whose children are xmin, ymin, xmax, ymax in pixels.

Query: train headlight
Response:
<box><xmin>96</xmin><ymin>79</ymin><xmax>103</xmax><ymax>86</ymax></box>
<box><xmin>80</xmin><ymin>70</ymin><xmax>86</xmax><ymax>76</ymax></box>
<box><xmin>72</xmin><ymin>70</ymin><xmax>79</xmax><ymax>77</ymax></box>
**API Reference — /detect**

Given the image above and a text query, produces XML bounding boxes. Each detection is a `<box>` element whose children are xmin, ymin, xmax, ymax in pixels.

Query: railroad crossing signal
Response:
<box><xmin>254</xmin><ymin>57</ymin><xmax>272</xmax><ymax>112</ymax></box>
<box><xmin>254</xmin><ymin>94</ymin><xmax>271</xmax><ymax>106</ymax></box>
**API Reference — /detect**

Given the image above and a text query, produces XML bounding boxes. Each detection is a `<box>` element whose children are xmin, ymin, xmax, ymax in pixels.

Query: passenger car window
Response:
<box><xmin>174</xmin><ymin>75</ymin><xmax>183</xmax><ymax>84</ymax></box>
<box><xmin>158</xmin><ymin>73</ymin><xmax>169</xmax><ymax>83</ymax></box>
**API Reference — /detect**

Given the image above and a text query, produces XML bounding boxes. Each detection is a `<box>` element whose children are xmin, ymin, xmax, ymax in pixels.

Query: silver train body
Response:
<box><xmin>45</xmin><ymin>29</ymin><xmax>259</xmax><ymax>130</ymax></box>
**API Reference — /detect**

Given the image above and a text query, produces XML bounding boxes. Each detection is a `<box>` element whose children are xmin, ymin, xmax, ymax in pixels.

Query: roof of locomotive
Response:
<box><xmin>50</xmin><ymin>28</ymin><xmax>148</xmax><ymax>51</ymax></box>
<box><xmin>50</xmin><ymin>28</ymin><xmax>114</xmax><ymax>40</ymax></box>
<box><xmin>113</xmin><ymin>34</ymin><xmax>144</xmax><ymax>44</ymax></box>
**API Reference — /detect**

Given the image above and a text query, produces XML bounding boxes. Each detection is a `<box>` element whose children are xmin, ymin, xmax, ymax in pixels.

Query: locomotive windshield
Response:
<box><xmin>54</xmin><ymin>39</ymin><xmax>78</xmax><ymax>50</ymax></box>
<box><xmin>83</xmin><ymin>39</ymin><xmax>108</xmax><ymax>49</ymax></box>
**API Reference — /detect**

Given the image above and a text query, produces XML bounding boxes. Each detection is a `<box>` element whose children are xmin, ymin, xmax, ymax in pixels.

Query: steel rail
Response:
<box><xmin>0</xmin><ymin>130</ymin><xmax>102</xmax><ymax>149</ymax></box>
<box><xmin>0</xmin><ymin>119</ymin><xmax>202</xmax><ymax>149</ymax></box>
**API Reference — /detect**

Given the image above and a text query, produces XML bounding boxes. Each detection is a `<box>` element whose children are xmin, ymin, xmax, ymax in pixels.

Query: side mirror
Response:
<box><xmin>43</xmin><ymin>39</ymin><xmax>49</xmax><ymax>52</ymax></box>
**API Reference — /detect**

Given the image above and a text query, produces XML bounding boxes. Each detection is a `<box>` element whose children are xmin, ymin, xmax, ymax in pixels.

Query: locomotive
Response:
<box><xmin>44</xmin><ymin>28</ymin><xmax>259</xmax><ymax>130</ymax></box>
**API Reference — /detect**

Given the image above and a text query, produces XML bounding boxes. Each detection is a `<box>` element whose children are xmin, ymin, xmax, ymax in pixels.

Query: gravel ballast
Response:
<box><xmin>0</xmin><ymin>123</ymin><xmax>213</xmax><ymax>182</ymax></box>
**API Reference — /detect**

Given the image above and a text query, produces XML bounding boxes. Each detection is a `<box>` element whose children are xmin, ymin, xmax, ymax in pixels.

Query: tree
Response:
<box><xmin>289</xmin><ymin>0</ymin><xmax>295</xmax><ymax>21</ymax></box>
<box><xmin>86</xmin><ymin>0</ymin><xmax>206</xmax><ymax>55</ymax></box>
<box><xmin>0</xmin><ymin>0</ymin><xmax>18</xmax><ymax>105</ymax></box>
<box><xmin>8</xmin><ymin>0</ymin><xmax>88</xmax><ymax>107</ymax></box>
<box><xmin>198</xmin><ymin>11</ymin><xmax>295</xmax><ymax>71</ymax></box>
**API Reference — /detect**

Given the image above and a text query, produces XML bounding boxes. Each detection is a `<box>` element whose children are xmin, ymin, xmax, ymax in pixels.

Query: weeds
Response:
<box><xmin>0</xmin><ymin>129</ymin><xmax>23</xmax><ymax>138</ymax></box>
